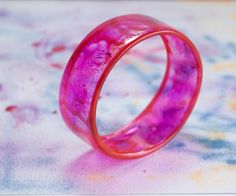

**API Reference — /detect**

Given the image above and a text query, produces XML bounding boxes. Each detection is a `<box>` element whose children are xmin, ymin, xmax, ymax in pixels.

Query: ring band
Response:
<box><xmin>59</xmin><ymin>14</ymin><xmax>202</xmax><ymax>159</ymax></box>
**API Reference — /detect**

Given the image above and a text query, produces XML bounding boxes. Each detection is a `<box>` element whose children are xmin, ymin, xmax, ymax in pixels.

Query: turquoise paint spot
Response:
<box><xmin>227</xmin><ymin>159</ymin><xmax>236</xmax><ymax>165</ymax></box>
<box><xmin>198</xmin><ymin>138</ymin><xmax>230</xmax><ymax>149</ymax></box>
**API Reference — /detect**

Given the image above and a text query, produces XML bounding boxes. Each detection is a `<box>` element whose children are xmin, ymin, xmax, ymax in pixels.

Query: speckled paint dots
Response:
<box><xmin>59</xmin><ymin>14</ymin><xmax>202</xmax><ymax>158</ymax></box>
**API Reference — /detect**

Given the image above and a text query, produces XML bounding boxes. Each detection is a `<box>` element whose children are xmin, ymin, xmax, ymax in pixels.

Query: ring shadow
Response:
<box><xmin>64</xmin><ymin>141</ymin><xmax>191</xmax><ymax>194</ymax></box>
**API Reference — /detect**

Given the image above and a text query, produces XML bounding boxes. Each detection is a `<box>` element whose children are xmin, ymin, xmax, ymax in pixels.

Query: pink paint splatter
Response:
<box><xmin>32</xmin><ymin>41</ymin><xmax>41</xmax><ymax>48</ymax></box>
<box><xmin>52</xmin><ymin>44</ymin><xmax>66</xmax><ymax>53</ymax></box>
<box><xmin>32</xmin><ymin>39</ymin><xmax>68</xmax><ymax>70</ymax></box>
<box><xmin>5</xmin><ymin>105</ymin><xmax>18</xmax><ymax>112</ymax></box>
<box><xmin>46</xmin><ymin>44</ymin><xmax>66</xmax><ymax>57</ymax></box>
<box><xmin>50</xmin><ymin>63</ymin><xmax>63</xmax><ymax>69</ymax></box>
<box><xmin>5</xmin><ymin>104</ymin><xmax>39</xmax><ymax>126</ymax></box>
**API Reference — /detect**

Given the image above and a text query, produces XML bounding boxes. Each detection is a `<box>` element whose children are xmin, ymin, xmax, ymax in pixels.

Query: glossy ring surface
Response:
<box><xmin>59</xmin><ymin>14</ymin><xmax>202</xmax><ymax>158</ymax></box>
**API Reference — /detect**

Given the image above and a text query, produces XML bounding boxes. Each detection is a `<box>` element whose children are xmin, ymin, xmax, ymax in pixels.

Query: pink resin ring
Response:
<box><xmin>59</xmin><ymin>14</ymin><xmax>202</xmax><ymax>158</ymax></box>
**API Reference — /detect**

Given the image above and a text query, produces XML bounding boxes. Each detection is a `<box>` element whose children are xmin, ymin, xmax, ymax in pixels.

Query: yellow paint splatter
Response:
<box><xmin>145</xmin><ymin>174</ymin><xmax>158</xmax><ymax>181</ymax></box>
<box><xmin>232</xmin><ymin>13</ymin><xmax>236</xmax><ymax>20</ymax></box>
<box><xmin>229</xmin><ymin>100</ymin><xmax>236</xmax><ymax>111</ymax></box>
<box><xmin>190</xmin><ymin>165</ymin><xmax>236</xmax><ymax>186</ymax></box>
<box><xmin>191</xmin><ymin>171</ymin><xmax>204</xmax><ymax>184</ymax></box>
<box><xmin>212</xmin><ymin>165</ymin><xmax>236</xmax><ymax>173</ymax></box>
<box><xmin>213</xmin><ymin>63</ymin><xmax>236</xmax><ymax>72</ymax></box>
<box><xmin>87</xmin><ymin>172</ymin><xmax>112</xmax><ymax>182</ymax></box>
<box><xmin>208</xmin><ymin>131</ymin><xmax>225</xmax><ymax>140</ymax></box>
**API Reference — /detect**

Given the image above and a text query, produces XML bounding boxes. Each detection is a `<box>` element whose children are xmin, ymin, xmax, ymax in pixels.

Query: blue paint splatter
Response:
<box><xmin>198</xmin><ymin>138</ymin><xmax>230</xmax><ymax>149</ymax></box>
<box><xmin>165</xmin><ymin>140</ymin><xmax>185</xmax><ymax>150</ymax></box>
<box><xmin>227</xmin><ymin>159</ymin><xmax>236</xmax><ymax>165</ymax></box>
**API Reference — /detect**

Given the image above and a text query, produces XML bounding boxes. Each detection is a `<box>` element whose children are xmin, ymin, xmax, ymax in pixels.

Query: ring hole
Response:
<box><xmin>96</xmin><ymin>36</ymin><xmax>167</xmax><ymax>136</ymax></box>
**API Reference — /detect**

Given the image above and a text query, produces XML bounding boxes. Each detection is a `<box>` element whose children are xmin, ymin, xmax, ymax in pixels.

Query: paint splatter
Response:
<box><xmin>32</xmin><ymin>36</ymin><xmax>74</xmax><ymax>70</ymax></box>
<box><xmin>5</xmin><ymin>104</ymin><xmax>39</xmax><ymax>125</ymax></box>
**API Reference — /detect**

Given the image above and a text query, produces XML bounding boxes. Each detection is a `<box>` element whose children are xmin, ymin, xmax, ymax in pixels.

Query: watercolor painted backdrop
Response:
<box><xmin>0</xmin><ymin>1</ymin><xmax>236</xmax><ymax>194</ymax></box>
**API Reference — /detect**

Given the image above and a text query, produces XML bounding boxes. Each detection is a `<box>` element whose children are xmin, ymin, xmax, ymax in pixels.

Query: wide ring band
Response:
<box><xmin>59</xmin><ymin>14</ymin><xmax>202</xmax><ymax>159</ymax></box>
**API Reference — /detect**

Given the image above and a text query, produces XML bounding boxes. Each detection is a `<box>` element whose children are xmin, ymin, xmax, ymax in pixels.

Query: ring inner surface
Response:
<box><xmin>100</xmin><ymin>34</ymin><xmax>199</xmax><ymax>154</ymax></box>
<box><xmin>97</xmin><ymin>35</ymin><xmax>166</xmax><ymax>135</ymax></box>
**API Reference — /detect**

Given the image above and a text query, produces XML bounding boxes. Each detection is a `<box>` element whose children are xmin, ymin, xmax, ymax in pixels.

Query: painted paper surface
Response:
<box><xmin>0</xmin><ymin>1</ymin><xmax>236</xmax><ymax>194</ymax></box>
